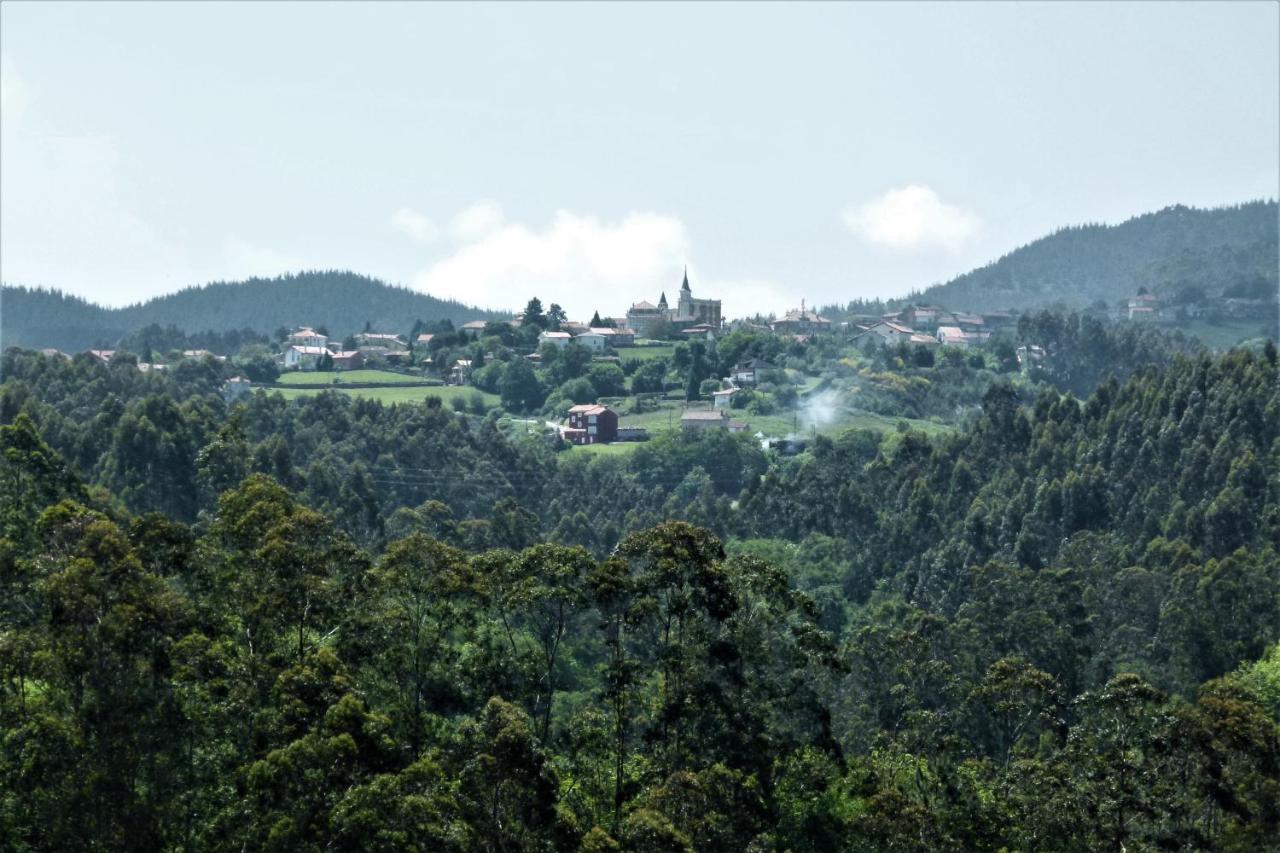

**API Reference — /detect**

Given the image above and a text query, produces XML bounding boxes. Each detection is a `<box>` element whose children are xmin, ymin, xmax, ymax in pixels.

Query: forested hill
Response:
<box><xmin>0</xmin><ymin>271</ymin><xmax>504</xmax><ymax>351</ymax></box>
<box><xmin>912</xmin><ymin>200</ymin><xmax>1279</xmax><ymax>313</ymax></box>
<box><xmin>1</xmin><ymin>343</ymin><xmax>1278</xmax><ymax>849</ymax></box>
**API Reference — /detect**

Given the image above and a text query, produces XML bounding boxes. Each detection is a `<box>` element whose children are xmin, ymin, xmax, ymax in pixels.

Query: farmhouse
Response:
<box><xmin>681</xmin><ymin>410</ymin><xmax>730</xmax><ymax>431</ymax></box>
<box><xmin>565</xmin><ymin>404</ymin><xmax>618</xmax><ymax>445</ymax></box>
<box><xmin>574</xmin><ymin>331</ymin><xmax>608</xmax><ymax>353</ymax></box>
<box><xmin>331</xmin><ymin>350</ymin><xmax>365</xmax><ymax>370</ymax></box>
<box><xmin>285</xmin><ymin>345</ymin><xmax>328</xmax><ymax>370</ymax></box>
<box><xmin>223</xmin><ymin>376</ymin><xmax>253</xmax><ymax>403</ymax></box>
<box><xmin>729</xmin><ymin>358</ymin><xmax>779</xmax><ymax>386</ymax></box>
<box><xmin>900</xmin><ymin>304</ymin><xmax>944</xmax><ymax>329</ymax></box>
<box><xmin>590</xmin><ymin>326</ymin><xmax>635</xmax><ymax>347</ymax></box>
<box><xmin>1128</xmin><ymin>294</ymin><xmax>1159</xmax><ymax>321</ymax></box>
<box><xmin>712</xmin><ymin>388</ymin><xmax>739</xmax><ymax>409</ymax></box>
<box><xmin>354</xmin><ymin>332</ymin><xmax>407</xmax><ymax>351</ymax></box>
<box><xmin>287</xmin><ymin>327</ymin><xmax>327</xmax><ymax>348</ymax></box>
<box><xmin>539</xmin><ymin>331</ymin><xmax>573</xmax><ymax>348</ymax></box>
<box><xmin>449</xmin><ymin>359</ymin><xmax>473</xmax><ymax>385</ymax></box>
<box><xmin>771</xmin><ymin>302</ymin><xmax>832</xmax><ymax>335</ymax></box>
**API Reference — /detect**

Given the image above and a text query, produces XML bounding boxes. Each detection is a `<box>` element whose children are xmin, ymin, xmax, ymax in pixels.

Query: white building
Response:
<box><xmin>224</xmin><ymin>376</ymin><xmax>253</xmax><ymax>402</ymax></box>
<box><xmin>539</xmin><ymin>330</ymin><xmax>573</xmax><ymax>348</ymax></box>
<box><xmin>574</xmin><ymin>332</ymin><xmax>608</xmax><ymax>353</ymax></box>
<box><xmin>285</xmin><ymin>345</ymin><xmax>328</xmax><ymax>370</ymax></box>
<box><xmin>287</xmin><ymin>327</ymin><xmax>328</xmax><ymax>348</ymax></box>
<box><xmin>712</xmin><ymin>388</ymin><xmax>739</xmax><ymax>409</ymax></box>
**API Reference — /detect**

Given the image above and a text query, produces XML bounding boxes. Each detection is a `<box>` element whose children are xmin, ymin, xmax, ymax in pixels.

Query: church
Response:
<box><xmin>625</xmin><ymin>268</ymin><xmax>722</xmax><ymax>338</ymax></box>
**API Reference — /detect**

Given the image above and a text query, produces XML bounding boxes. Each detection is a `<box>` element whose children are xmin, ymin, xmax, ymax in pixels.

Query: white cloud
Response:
<box><xmin>391</xmin><ymin>207</ymin><xmax>440</xmax><ymax>244</ymax></box>
<box><xmin>844</xmin><ymin>185</ymin><xmax>980</xmax><ymax>252</ymax></box>
<box><xmin>449</xmin><ymin>200</ymin><xmax>504</xmax><ymax>242</ymax></box>
<box><xmin>411</xmin><ymin>208</ymin><xmax>788</xmax><ymax>321</ymax></box>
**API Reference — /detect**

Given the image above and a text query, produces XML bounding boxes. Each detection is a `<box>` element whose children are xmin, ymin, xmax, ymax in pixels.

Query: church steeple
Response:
<box><xmin>681</xmin><ymin>266</ymin><xmax>691</xmax><ymax>292</ymax></box>
<box><xmin>658</xmin><ymin>291</ymin><xmax>668</xmax><ymax>307</ymax></box>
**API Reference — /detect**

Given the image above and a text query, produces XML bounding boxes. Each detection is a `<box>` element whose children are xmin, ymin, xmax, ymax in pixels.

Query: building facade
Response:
<box><xmin>625</xmin><ymin>269</ymin><xmax>722</xmax><ymax>337</ymax></box>
<box><xmin>566</xmin><ymin>404</ymin><xmax>618</xmax><ymax>444</ymax></box>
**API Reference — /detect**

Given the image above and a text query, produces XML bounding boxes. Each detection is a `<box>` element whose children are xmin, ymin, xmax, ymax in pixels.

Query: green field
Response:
<box><xmin>276</xmin><ymin>369</ymin><xmax>426</xmax><ymax>385</ymax></box>
<box><xmin>567</xmin><ymin>441</ymin><xmax>642</xmax><ymax>456</ymax></box>
<box><xmin>1177</xmin><ymin>319</ymin><xmax>1275</xmax><ymax>350</ymax></box>
<box><xmin>618</xmin><ymin>345</ymin><xmax>676</xmax><ymax>362</ymax></box>
<box><xmin>268</xmin><ymin>385</ymin><xmax>499</xmax><ymax>406</ymax></box>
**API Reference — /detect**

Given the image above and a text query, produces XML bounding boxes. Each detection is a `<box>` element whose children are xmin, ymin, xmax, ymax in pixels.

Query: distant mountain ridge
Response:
<box><xmin>908</xmin><ymin>200</ymin><xmax>1278</xmax><ymax>313</ymax></box>
<box><xmin>1</xmin><ymin>271</ymin><xmax>505</xmax><ymax>351</ymax></box>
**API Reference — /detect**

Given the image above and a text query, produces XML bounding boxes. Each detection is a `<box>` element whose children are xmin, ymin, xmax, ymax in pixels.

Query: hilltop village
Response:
<box><xmin>52</xmin><ymin>268</ymin><xmax>1224</xmax><ymax>452</ymax></box>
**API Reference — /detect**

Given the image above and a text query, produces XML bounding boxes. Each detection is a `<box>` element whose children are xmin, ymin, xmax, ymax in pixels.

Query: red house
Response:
<box><xmin>565</xmin><ymin>404</ymin><xmax>618</xmax><ymax>445</ymax></box>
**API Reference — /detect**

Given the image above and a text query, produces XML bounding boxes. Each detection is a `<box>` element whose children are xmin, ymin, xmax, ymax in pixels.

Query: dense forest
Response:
<box><xmin>1</xmin><ymin>329</ymin><xmax>1277</xmax><ymax>849</ymax></box>
<box><xmin>0</xmin><ymin>271</ymin><xmax>503</xmax><ymax>351</ymax></box>
<box><xmin>912</xmin><ymin>201</ymin><xmax>1279</xmax><ymax>315</ymax></box>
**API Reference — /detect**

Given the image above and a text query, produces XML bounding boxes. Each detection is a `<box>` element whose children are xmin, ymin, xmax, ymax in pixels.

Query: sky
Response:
<box><xmin>2</xmin><ymin>1</ymin><xmax>1277</xmax><ymax>322</ymax></box>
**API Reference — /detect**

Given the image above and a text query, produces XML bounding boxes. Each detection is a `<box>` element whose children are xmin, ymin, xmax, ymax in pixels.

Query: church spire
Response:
<box><xmin>658</xmin><ymin>291</ymin><xmax>668</xmax><ymax>307</ymax></box>
<box><xmin>681</xmin><ymin>266</ymin><xmax>691</xmax><ymax>292</ymax></box>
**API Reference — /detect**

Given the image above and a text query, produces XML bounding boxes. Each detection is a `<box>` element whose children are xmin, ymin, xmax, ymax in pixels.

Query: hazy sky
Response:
<box><xmin>2</xmin><ymin>2</ymin><xmax>1277</xmax><ymax>320</ymax></box>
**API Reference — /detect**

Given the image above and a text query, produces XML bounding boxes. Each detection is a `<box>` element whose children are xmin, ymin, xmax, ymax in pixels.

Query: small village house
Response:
<box><xmin>287</xmin><ymin>327</ymin><xmax>328</xmax><ymax>348</ymax></box>
<box><xmin>1128</xmin><ymin>293</ymin><xmax>1159</xmax><ymax>321</ymax></box>
<box><xmin>285</xmin><ymin>345</ymin><xmax>328</xmax><ymax>370</ymax></box>
<box><xmin>223</xmin><ymin>376</ymin><xmax>253</xmax><ymax>403</ymax></box>
<box><xmin>331</xmin><ymin>350</ymin><xmax>365</xmax><ymax>370</ymax></box>
<box><xmin>565</xmin><ymin>404</ymin><xmax>618</xmax><ymax>445</ymax></box>
<box><xmin>539</xmin><ymin>330</ymin><xmax>573</xmax><ymax>348</ymax></box>
<box><xmin>712</xmin><ymin>388</ymin><xmax>739</xmax><ymax>409</ymax></box>
<box><xmin>681</xmin><ymin>410</ymin><xmax>730</xmax><ymax>431</ymax></box>
<box><xmin>354</xmin><ymin>332</ymin><xmax>407</xmax><ymax>351</ymax></box>
<box><xmin>900</xmin><ymin>304</ymin><xmax>944</xmax><ymax>329</ymax></box>
<box><xmin>936</xmin><ymin>326</ymin><xmax>972</xmax><ymax>347</ymax></box>
<box><xmin>771</xmin><ymin>302</ymin><xmax>832</xmax><ymax>335</ymax></box>
<box><xmin>449</xmin><ymin>359</ymin><xmax>473</xmax><ymax>385</ymax></box>
<box><xmin>729</xmin><ymin>358</ymin><xmax>779</xmax><ymax>386</ymax></box>
<box><xmin>574</xmin><ymin>331</ymin><xmax>609</xmax><ymax>353</ymax></box>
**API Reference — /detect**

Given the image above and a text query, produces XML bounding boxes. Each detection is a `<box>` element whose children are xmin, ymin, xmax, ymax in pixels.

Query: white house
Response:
<box><xmin>288</xmin><ymin>327</ymin><xmax>328</xmax><ymax>348</ymax></box>
<box><xmin>867</xmin><ymin>321</ymin><xmax>917</xmax><ymax>343</ymax></box>
<box><xmin>574</xmin><ymin>332</ymin><xmax>608</xmax><ymax>353</ymax></box>
<box><xmin>353</xmin><ymin>332</ymin><xmax>407</xmax><ymax>351</ymax></box>
<box><xmin>729</xmin><ymin>358</ymin><xmax>778</xmax><ymax>386</ymax></box>
<box><xmin>224</xmin><ymin>376</ymin><xmax>253</xmax><ymax>402</ymax></box>
<box><xmin>539</xmin><ymin>331</ymin><xmax>573</xmax><ymax>348</ymax></box>
<box><xmin>712</xmin><ymin>388</ymin><xmax>739</xmax><ymax>409</ymax></box>
<box><xmin>285</xmin><ymin>345</ymin><xmax>328</xmax><ymax>370</ymax></box>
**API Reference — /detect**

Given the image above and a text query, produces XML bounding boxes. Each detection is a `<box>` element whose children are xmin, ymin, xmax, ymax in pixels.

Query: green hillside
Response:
<box><xmin>1</xmin><ymin>270</ymin><xmax>504</xmax><ymax>351</ymax></box>
<box><xmin>912</xmin><ymin>200</ymin><xmax>1278</xmax><ymax>314</ymax></box>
